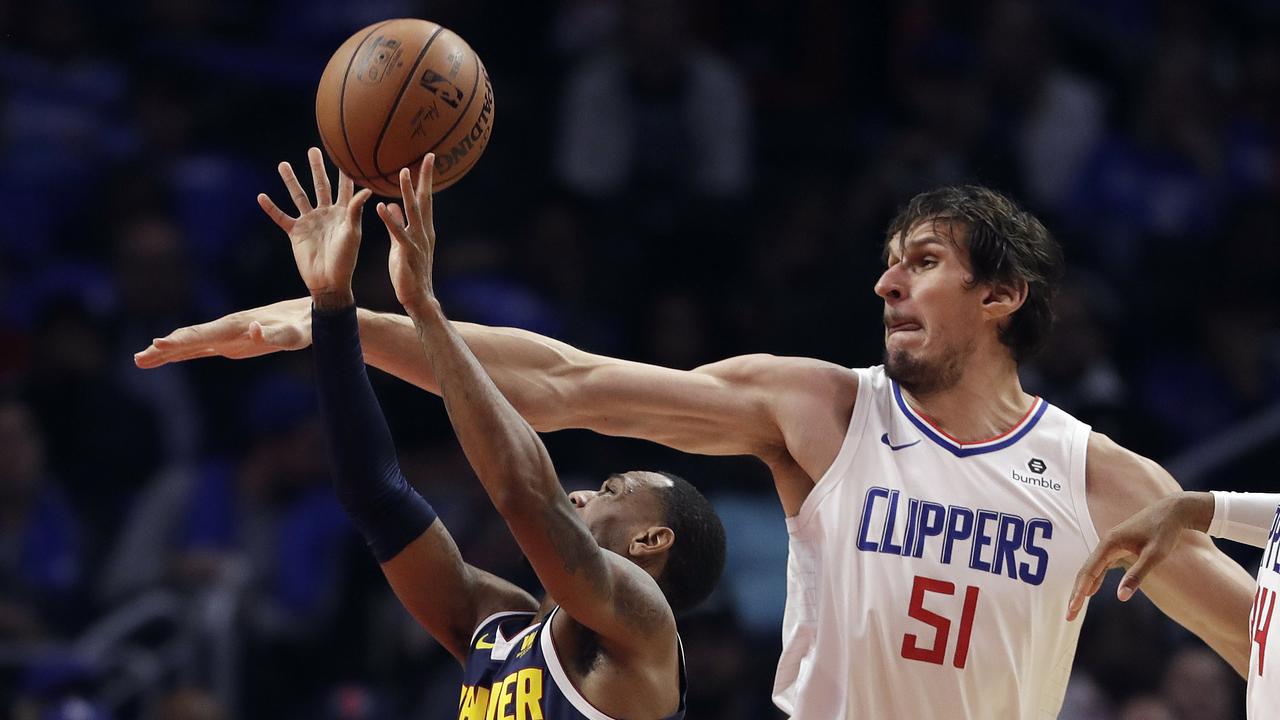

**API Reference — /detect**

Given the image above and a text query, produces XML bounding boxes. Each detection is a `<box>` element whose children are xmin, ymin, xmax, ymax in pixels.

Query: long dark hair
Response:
<box><xmin>886</xmin><ymin>185</ymin><xmax>1064</xmax><ymax>362</ymax></box>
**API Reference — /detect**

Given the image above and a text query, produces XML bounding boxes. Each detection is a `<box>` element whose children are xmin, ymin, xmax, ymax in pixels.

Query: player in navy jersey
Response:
<box><xmin>259</xmin><ymin>148</ymin><xmax>725</xmax><ymax>719</ymax></box>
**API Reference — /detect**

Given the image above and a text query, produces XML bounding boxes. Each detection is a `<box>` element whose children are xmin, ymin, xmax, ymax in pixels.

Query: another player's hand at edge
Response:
<box><xmin>1066</xmin><ymin>491</ymin><xmax>1214</xmax><ymax>621</ymax></box>
<box><xmin>134</xmin><ymin>299</ymin><xmax>312</xmax><ymax>368</ymax></box>
<box><xmin>378</xmin><ymin>154</ymin><xmax>438</xmax><ymax>318</ymax></box>
<box><xmin>258</xmin><ymin>146</ymin><xmax>373</xmax><ymax>310</ymax></box>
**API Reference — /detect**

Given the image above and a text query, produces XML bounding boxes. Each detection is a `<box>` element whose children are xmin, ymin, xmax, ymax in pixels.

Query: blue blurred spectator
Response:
<box><xmin>850</xmin><ymin>23</ymin><xmax>1002</xmax><ymax>225</ymax></box>
<box><xmin>680</xmin><ymin>602</ymin><xmax>779</xmax><ymax>720</ymax></box>
<box><xmin>99</xmin><ymin>374</ymin><xmax>355</xmax><ymax>716</ymax></box>
<box><xmin>0</xmin><ymin>396</ymin><xmax>83</xmax><ymax>641</ymax></box>
<box><xmin>111</xmin><ymin>214</ymin><xmax>217</xmax><ymax>467</ymax></box>
<box><xmin>555</xmin><ymin>0</ymin><xmax>751</xmax><ymax>203</ymax></box>
<box><xmin>981</xmin><ymin>0</ymin><xmax>1105</xmax><ymax>212</ymax></box>
<box><xmin>1138</xmin><ymin>293</ymin><xmax>1280</xmax><ymax>446</ymax></box>
<box><xmin>22</xmin><ymin>298</ymin><xmax>161</xmax><ymax>546</ymax></box>
<box><xmin>0</xmin><ymin>1</ymin><xmax>136</xmax><ymax>267</ymax></box>
<box><xmin>1066</xmin><ymin>35</ymin><xmax>1226</xmax><ymax>272</ymax></box>
<box><xmin>102</xmin><ymin>374</ymin><xmax>350</xmax><ymax>620</ymax></box>
<box><xmin>710</xmin><ymin>494</ymin><xmax>788</xmax><ymax>638</ymax></box>
<box><xmin>1020</xmin><ymin>275</ymin><xmax>1132</xmax><ymax>438</ymax></box>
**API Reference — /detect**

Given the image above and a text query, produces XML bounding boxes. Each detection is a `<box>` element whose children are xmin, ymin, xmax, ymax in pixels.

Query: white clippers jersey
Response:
<box><xmin>1250</xmin><ymin>506</ymin><xmax>1280</xmax><ymax>719</ymax></box>
<box><xmin>773</xmin><ymin>366</ymin><xmax>1097</xmax><ymax>719</ymax></box>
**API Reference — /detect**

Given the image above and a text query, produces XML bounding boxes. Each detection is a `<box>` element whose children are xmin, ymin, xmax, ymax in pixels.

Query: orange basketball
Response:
<box><xmin>316</xmin><ymin>19</ymin><xmax>494</xmax><ymax>195</ymax></box>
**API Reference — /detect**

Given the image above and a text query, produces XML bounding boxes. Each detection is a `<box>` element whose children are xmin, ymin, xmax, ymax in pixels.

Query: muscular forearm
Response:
<box><xmin>347</xmin><ymin>304</ymin><xmax>787</xmax><ymax>461</ymax></box>
<box><xmin>405</xmin><ymin>299</ymin><xmax>560</xmax><ymax>508</ymax></box>
<box><xmin>358</xmin><ymin>309</ymin><xmax>577</xmax><ymax>431</ymax></box>
<box><xmin>1186</xmin><ymin>537</ymin><xmax>1257</xmax><ymax>677</ymax></box>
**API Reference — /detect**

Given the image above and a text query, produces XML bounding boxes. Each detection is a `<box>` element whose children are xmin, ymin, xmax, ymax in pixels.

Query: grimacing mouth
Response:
<box><xmin>884</xmin><ymin>315</ymin><xmax>923</xmax><ymax>335</ymax></box>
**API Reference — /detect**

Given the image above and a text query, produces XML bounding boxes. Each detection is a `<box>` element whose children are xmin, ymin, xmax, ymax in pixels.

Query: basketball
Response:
<box><xmin>316</xmin><ymin>19</ymin><xmax>494</xmax><ymax>195</ymax></box>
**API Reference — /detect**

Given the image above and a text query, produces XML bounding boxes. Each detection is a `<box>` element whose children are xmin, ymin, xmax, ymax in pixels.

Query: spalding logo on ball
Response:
<box><xmin>317</xmin><ymin>19</ymin><xmax>494</xmax><ymax>195</ymax></box>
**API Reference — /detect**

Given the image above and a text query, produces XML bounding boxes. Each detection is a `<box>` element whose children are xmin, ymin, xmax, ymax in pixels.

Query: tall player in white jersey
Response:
<box><xmin>1071</xmin><ymin>490</ymin><xmax>1280</xmax><ymax>718</ymax></box>
<box><xmin>137</xmin><ymin>184</ymin><xmax>1255</xmax><ymax>718</ymax></box>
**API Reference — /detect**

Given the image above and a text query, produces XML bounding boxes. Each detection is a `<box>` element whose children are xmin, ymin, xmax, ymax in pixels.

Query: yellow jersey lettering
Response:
<box><xmin>515</xmin><ymin>668</ymin><xmax>544</xmax><ymax>720</ymax></box>
<box><xmin>458</xmin><ymin>685</ymin><xmax>490</xmax><ymax>720</ymax></box>
<box><xmin>485</xmin><ymin>680</ymin><xmax>503</xmax><ymax>720</ymax></box>
<box><xmin>496</xmin><ymin>673</ymin><xmax>518</xmax><ymax>720</ymax></box>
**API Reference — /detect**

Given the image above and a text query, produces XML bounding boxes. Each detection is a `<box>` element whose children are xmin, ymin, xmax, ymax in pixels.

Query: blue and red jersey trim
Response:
<box><xmin>891</xmin><ymin>381</ymin><xmax>1048</xmax><ymax>458</ymax></box>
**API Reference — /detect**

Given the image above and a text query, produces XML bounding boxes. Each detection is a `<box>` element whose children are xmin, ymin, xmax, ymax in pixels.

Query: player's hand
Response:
<box><xmin>378</xmin><ymin>154</ymin><xmax>437</xmax><ymax>317</ymax></box>
<box><xmin>133</xmin><ymin>298</ymin><xmax>312</xmax><ymax>368</ymax></box>
<box><xmin>1066</xmin><ymin>492</ymin><xmax>1211</xmax><ymax>621</ymax></box>
<box><xmin>258</xmin><ymin>147</ymin><xmax>373</xmax><ymax>308</ymax></box>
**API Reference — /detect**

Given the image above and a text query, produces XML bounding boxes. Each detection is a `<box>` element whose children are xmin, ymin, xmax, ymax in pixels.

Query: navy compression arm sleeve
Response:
<box><xmin>312</xmin><ymin>303</ymin><xmax>436</xmax><ymax>562</ymax></box>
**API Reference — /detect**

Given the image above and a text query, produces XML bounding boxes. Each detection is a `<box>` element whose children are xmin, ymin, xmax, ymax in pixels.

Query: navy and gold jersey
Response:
<box><xmin>457</xmin><ymin>607</ymin><xmax>686</xmax><ymax>720</ymax></box>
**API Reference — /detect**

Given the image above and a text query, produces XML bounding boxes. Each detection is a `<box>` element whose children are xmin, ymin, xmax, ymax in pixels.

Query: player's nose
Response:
<box><xmin>874</xmin><ymin>263</ymin><xmax>905</xmax><ymax>302</ymax></box>
<box><xmin>568</xmin><ymin>491</ymin><xmax>590</xmax><ymax>508</ymax></box>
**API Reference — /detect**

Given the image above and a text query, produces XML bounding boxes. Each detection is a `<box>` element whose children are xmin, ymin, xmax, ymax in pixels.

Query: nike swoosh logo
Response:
<box><xmin>881</xmin><ymin>433</ymin><xmax>921</xmax><ymax>451</ymax></box>
<box><xmin>475</xmin><ymin>634</ymin><xmax>495</xmax><ymax>650</ymax></box>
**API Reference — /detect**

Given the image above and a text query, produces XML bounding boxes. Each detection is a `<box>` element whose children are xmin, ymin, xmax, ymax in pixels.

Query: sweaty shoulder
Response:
<box><xmin>704</xmin><ymin>355</ymin><xmax>860</xmax><ymax>514</ymax></box>
<box><xmin>1085</xmin><ymin>431</ymin><xmax>1182</xmax><ymax>538</ymax></box>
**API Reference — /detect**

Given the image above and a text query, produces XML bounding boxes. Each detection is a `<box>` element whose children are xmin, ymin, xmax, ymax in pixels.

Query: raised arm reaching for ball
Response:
<box><xmin>220</xmin><ymin>147</ymin><xmax>721</xmax><ymax>718</ymax></box>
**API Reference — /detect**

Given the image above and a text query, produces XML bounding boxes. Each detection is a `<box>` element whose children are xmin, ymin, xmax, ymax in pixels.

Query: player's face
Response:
<box><xmin>568</xmin><ymin>471</ymin><xmax>670</xmax><ymax>557</ymax></box>
<box><xmin>875</xmin><ymin>219</ymin><xmax>984</xmax><ymax>395</ymax></box>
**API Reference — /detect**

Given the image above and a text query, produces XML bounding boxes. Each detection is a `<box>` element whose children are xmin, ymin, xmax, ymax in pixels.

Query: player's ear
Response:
<box><xmin>629</xmin><ymin>526</ymin><xmax>674</xmax><ymax>559</ymax></box>
<box><xmin>981</xmin><ymin>278</ymin><xmax>1028</xmax><ymax>321</ymax></box>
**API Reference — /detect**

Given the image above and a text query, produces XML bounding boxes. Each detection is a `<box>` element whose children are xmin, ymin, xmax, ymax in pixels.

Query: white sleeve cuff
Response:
<box><xmin>1207</xmin><ymin>491</ymin><xmax>1229</xmax><ymax>538</ymax></box>
<box><xmin>1208</xmin><ymin>491</ymin><xmax>1280</xmax><ymax>550</ymax></box>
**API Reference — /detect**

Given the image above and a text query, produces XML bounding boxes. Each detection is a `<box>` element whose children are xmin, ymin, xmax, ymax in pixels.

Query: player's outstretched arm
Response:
<box><xmin>139</xmin><ymin>305</ymin><xmax>853</xmax><ymax>514</ymax></box>
<box><xmin>136</xmin><ymin>304</ymin><xmax>852</xmax><ymax>517</ymax></box>
<box><xmin>379</xmin><ymin>156</ymin><xmax>676</xmax><ymax>659</ymax></box>
<box><xmin>137</xmin><ymin>305</ymin><xmax>852</xmax><ymax>461</ymax></box>
<box><xmin>268</xmin><ymin>148</ymin><xmax>536</xmax><ymax>663</ymax></box>
<box><xmin>1084</xmin><ymin>433</ymin><xmax>1256</xmax><ymax>676</ymax></box>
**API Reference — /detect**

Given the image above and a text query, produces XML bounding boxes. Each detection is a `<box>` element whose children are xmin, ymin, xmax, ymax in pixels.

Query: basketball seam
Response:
<box><xmin>347</xmin><ymin>114</ymin><xmax>485</xmax><ymax>183</ymax></box>
<box><xmin>422</xmin><ymin>52</ymin><xmax>483</xmax><ymax>157</ymax></box>
<box><xmin>350</xmin><ymin>109</ymin><xmax>489</xmax><ymax>194</ymax></box>
<box><xmin>364</xmin><ymin>131</ymin><xmax>485</xmax><ymax>193</ymax></box>
<box><xmin>347</xmin><ymin>79</ymin><xmax>488</xmax><ymax>185</ymax></box>
<box><xmin>371</xmin><ymin>24</ymin><xmax>446</xmax><ymax>178</ymax></box>
<box><xmin>337</xmin><ymin>20</ymin><xmax>394</xmax><ymax>181</ymax></box>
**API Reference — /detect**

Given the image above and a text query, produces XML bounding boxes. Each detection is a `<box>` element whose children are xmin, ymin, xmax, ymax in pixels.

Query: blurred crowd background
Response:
<box><xmin>1</xmin><ymin>0</ymin><xmax>1278</xmax><ymax>718</ymax></box>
